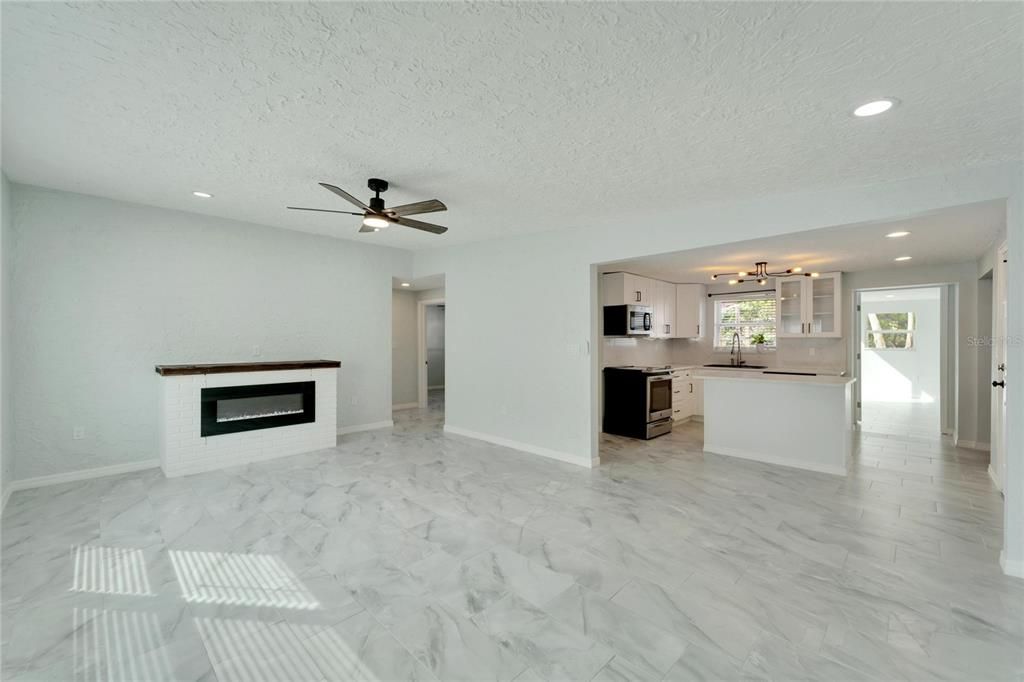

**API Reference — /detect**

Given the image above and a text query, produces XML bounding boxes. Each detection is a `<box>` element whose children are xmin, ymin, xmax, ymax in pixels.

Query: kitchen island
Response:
<box><xmin>695</xmin><ymin>369</ymin><xmax>856</xmax><ymax>475</ymax></box>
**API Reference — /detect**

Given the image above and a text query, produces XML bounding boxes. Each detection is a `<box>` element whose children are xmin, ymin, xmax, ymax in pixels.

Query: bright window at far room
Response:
<box><xmin>864</xmin><ymin>312</ymin><xmax>916</xmax><ymax>350</ymax></box>
<box><xmin>714</xmin><ymin>295</ymin><xmax>777</xmax><ymax>349</ymax></box>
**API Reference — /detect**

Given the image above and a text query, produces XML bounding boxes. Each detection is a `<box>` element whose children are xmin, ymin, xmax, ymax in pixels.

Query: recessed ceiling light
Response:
<box><xmin>400</xmin><ymin>282</ymin><xmax>411</xmax><ymax>287</ymax></box>
<box><xmin>886</xmin><ymin>294</ymin><xmax>895</xmax><ymax>298</ymax></box>
<box><xmin>894</xmin><ymin>256</ymin><xmax>913</xmax><ymax>262</ymax></box>
<box><xmin>854</xmin><ymin>99</ymin><xmax>895</xmax><ymax>117</ymax></box>
<box><xmin>192</xmin><ymin>191</ymin><xmax>213</xmax><ymax>198</ymax></box>
<box><xmin>886</xmin><ymin>231</ymin><xmax>910</xmax><ymax>238</ymax></box>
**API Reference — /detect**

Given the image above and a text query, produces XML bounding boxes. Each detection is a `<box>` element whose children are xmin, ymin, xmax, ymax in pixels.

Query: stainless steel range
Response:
<box><xmin>602</xmin><ymin>365</ymin><xmax>673</xmax><ymax>439</ymax></box>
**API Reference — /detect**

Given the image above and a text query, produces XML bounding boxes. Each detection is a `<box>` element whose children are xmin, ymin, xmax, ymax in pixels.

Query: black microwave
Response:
<box><xmin>604</xmin><ymin>305</ymin><xmax>652</xmax><ymax>336</ymax></box>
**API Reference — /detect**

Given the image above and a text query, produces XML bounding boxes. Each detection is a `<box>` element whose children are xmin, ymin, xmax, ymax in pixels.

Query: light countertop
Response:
<box><xmin>669</xmin><ymin>364</ymin><xmax>846</xmax><ymax>376</ymax></box>
<box><xmin>693</xmin><ymin>369</ymin><xmax>856</xmax><ymax>386</ymax></box>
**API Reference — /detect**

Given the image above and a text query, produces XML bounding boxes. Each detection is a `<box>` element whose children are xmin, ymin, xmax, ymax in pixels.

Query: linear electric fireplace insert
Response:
<box><xmin>201</xmin><ymin>381</ymin><xmax>315</xmax><ymax>437</ymax></box>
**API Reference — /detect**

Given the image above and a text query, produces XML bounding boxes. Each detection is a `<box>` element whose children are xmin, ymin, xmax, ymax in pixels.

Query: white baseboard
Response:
<box><xmin>337</xmin><ymin>420</ymin><xmax>394</xmax><ymax>436</ymax></box>
<box><xmin>987</xmin><ymin>464</ymin><xmax>1003</xmax><ymax>492</ymax></box>
<box><xmin>5</xmin><ymin>459</ymin><xmax>161</xmax><ymax>499</ymax></box>
<box><xmin>703</xmin><ymin>443</ymin><xmax>846</xmax><ymax>476</ymax></box>
<box><xmin>392</xmin><ymin>403</ymin><xmax>419</xmax><ymax>411</ymax></box>
<box><xmin>1000</xmin><ymin>551</ymin><xmax>1024</xmax><ymax>579</ymax></box>
<box><xmin>443</xmin><ymin>425</ymin><xmax>596</xmax><ymax>469</ymax></box>
<box><xmin>957</xmin><ymin>440</ymin><xmax>990</xmax><ymax>451</ymax></box>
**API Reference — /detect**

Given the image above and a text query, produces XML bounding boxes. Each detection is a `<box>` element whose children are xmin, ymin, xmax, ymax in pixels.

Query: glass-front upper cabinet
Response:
<box><xmin>775</xmin><ymin>272</ymin><xmax>842</xmax><ymax>338</ymax></box>
<box><xmin>777</xmin><ymin>278</ymin><xmax>806</xmax><ymax>338</ymax></box>
<box><xmin>810</xmin><ymin>274</ymin><xmax>838</xmax><ymax>335</ymax></box>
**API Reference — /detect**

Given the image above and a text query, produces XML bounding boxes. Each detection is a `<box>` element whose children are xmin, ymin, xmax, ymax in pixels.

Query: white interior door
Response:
<box><xmin>991</xmin><ymin>244</ymin><xmax>1008</xmax><ymax>491</ymax></box>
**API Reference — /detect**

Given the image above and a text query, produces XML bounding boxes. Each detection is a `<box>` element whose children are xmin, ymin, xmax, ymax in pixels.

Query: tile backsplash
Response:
<box><xmin>603</xmin><ymin>335</ymin><xmax>846</xmax><ymax>372</ymax></box>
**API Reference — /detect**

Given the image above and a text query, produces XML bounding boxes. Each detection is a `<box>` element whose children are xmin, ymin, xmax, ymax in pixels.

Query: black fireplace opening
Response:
<box><xmin>201</xmin><ymin>381</ymin><xmax>315</xmax><ymax>437</ymax></box>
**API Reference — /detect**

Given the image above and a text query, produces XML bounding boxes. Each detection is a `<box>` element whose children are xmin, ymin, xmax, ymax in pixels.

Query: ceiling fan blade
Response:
<box><xmin>287</xmin><ymin>206</ymin><xmax>362</xmax><ymax>215</ymax></box>
<box><xmin>395</xmin><ymin>216</ymin><xmax>448</xmax><ymax>235</ymax></box>
<box><xmin>319</xmin><ymin>182</ymin><xmax>370</xmax><ymax>211</ymax></box>
<box><xmin>385</xmin><ymin>199</ymin><xmax>447</xmax><ymax>217</ymax></box>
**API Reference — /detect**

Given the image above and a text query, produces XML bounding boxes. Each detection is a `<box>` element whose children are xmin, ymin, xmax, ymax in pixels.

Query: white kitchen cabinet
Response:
<box><xmin>602</xmin><ymin>272</ymin><xmax>654</xmax><ymax>306</ymax></box>
<box><xmin>775</xmin><ymin>272</ymin><xmax>842</xmax><ymax>339</ymax></box>
<box><xmin>651</xmin><ymin>280</ymin><xmax>676</xmax><ymax>338</ymax></box>
<box><xmin>674</xmin><ymin>284</ymin><xmax>706</xmax><ymax>338</ymax></box>
<box><xmin>671</xmin><ymin>368</ymin><xmax>702</xmax><ymax>422</ymax></box>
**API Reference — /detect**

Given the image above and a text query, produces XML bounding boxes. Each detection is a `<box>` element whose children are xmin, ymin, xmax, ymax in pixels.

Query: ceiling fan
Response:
<box><xmin>287</xmin><ymin>178</ymin><xmax>448</xmax><ymax>234</ymax></box>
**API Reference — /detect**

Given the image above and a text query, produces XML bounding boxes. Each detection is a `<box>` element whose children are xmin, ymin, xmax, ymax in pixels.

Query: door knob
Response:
<box><xmin>992</xmin><ymin>380</ymin><xmax>1006</xmax><ymax>388</ymax></box>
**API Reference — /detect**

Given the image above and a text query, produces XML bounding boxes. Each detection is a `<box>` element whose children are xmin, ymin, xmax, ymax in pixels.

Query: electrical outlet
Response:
<box><xmin>350</xmin><ymin>397</ymin><xmax>359</xmax><ymax>406</ymax></box>
<box><xmin>73</xmin><ymin>426</ymin><xmax>85</xmax><ymax>440</ymax></box>
<box><xmin>253</xmin><ymin>345</ymin><xmax>262</xmax><ymax>357</ymax></box>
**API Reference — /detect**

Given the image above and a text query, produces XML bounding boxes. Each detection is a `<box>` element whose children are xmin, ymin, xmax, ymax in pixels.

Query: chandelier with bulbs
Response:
<box><xmin>710</xmin><ymin>261</ymin><xmax>820</xmax><ymax>286</ymax></box>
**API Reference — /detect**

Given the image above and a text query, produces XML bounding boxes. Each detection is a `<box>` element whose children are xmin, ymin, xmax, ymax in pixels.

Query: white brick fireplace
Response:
<box><xmin>156</xmin><ymin>360</ymin><xmax>339</xmax><ymax>477</ymax></box>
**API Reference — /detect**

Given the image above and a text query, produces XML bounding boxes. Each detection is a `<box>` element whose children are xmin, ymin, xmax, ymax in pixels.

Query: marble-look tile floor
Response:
<box><xmin>861</xmin><ymin>400</ymin><xmax>941</xmax><ymax>439</ymax></box>
<box><xmin>3</xmin><ymin>396</ymin><xmax>1022</xmax><ymax>681</ymax></box>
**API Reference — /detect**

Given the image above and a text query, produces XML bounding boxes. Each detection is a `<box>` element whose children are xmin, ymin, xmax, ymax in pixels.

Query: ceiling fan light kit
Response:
<box><xmin>710</xmin><ymin>261</ymin><xmax>819</xmax><ymax>285</ymax></box>
<box><xmin>287</xmin><ymin>177</ymin><xmax>449</xmax><ymax>235</ymax></box>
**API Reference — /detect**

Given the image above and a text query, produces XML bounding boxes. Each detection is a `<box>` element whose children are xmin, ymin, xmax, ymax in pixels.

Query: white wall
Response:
<box><xmin>860</xmin><ymin>296</ymin><xmax>941</xmax><ymax>403</ymax></box>
<box><xmin>8</xmin><ymin>184</ymin><xmax>411</xmax><ymax>481</ymax></box>
<box><xmin>1004</xmin><ymin>190</ymin><xmax>1023</xmax><ymax>576</ymax></box>
<box><xmin>0</xmin><ymin>173</ymin><xmax>12</xmax><ymax>501</ymax></box>
<box><xmin>391</xmin><ymin>290</ymin><xmax>418</xmax><ymax>406</ymax></box>
<box><xmin>417</xmin><ymin>288</ymin><xmax>446</xmax><ymax>302</ymax></box>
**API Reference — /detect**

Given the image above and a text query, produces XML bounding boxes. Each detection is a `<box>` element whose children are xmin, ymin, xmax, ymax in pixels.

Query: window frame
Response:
<box><xmin>712</xmin><ymin>293</ymin><xmax>778</xmax><ymax>352</ymax></box>
<box><xmin>863</xmin><ymin>311</ymin><xmax>916</xmax><ymax>351</ymax></box>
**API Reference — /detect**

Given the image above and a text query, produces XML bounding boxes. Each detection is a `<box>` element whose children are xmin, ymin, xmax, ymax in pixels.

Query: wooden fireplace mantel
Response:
<box><xmin>154</xmin><ymin>360</ymin><xmax>341</xmax><ymax>376</ymax></box>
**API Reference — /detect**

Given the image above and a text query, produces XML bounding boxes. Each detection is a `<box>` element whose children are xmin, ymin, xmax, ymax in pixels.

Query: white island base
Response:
<box><xmin>698</xmin><ymin>370</ymin><xmax>856</xmax><ymax>476</ymax></box>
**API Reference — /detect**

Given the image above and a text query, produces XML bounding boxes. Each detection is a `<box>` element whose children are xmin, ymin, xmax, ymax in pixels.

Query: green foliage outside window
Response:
<box><xmin>715</xmin><ymin>298</ymin><xmax>776</xmax><ymax>349</ymax></box>
<box><xmin>865</xmin><ymin>312</ymin><xmax>915</xmax><ymax>349</ymax></box>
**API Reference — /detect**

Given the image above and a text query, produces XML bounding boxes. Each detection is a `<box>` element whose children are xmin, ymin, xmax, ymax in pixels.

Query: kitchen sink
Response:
<box><xmin>702</xmin><ymin>363</ymin><xmax>768</xmax><ymax>369</ymax></box>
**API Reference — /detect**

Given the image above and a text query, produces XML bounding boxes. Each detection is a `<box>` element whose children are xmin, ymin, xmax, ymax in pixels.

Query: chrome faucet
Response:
<box><xmin>730</xmin><ymin>332</ymin><xmax>745</xmax><ymax>367</ymax></box>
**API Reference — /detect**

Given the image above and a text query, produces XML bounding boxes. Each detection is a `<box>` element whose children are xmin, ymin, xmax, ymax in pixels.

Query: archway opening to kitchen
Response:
<box><xmin>592</xmin><ymin>201</ymin><xmax>1003</xmax><ymax>475</ymax></box>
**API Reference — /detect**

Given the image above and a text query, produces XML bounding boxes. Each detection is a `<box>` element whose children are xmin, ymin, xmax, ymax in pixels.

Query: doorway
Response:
<box><xmin>855</xmin><ymin>286</ymin><xmax>944</xmax><ymax>438</ymax></box>
<box><xmin>391</xmin><ymin>276</ymin><xmax>445</xmax><ymax>416</ymax></box>
<box><xmin>419</xmin><ymin>300</ymin><xmax>445</xmax><ymax>409</ymax></box>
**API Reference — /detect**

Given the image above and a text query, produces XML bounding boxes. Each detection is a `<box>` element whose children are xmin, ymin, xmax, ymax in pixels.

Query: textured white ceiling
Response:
<box><xmin>602</xmin><ymin>200</ymin><xmax>1006</xmax><ymax>283</ymax></box>
<box><xmin>2</xmin><ymin>2</ymin><xmax>1021</xmax><ymax>250</ymax></box>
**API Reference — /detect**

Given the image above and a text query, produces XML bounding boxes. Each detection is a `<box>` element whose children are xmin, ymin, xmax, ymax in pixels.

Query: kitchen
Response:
<box><xmin>595</xmin><ymin>204</ymin><xmax>1007</xmax><ymax>479</ymax></box>
<box><xmin>600</xmin><ymin>263</ymin><xmax>856</xmax><ymax>474</ymax></box>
